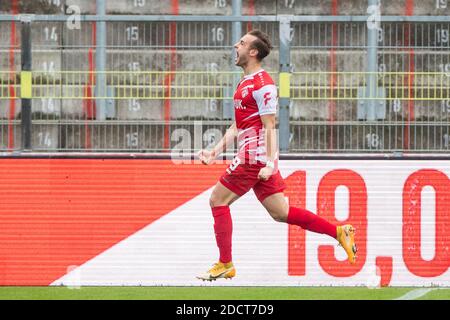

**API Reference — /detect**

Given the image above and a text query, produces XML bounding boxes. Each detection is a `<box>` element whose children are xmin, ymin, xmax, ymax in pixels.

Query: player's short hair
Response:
<box><xmin>247</xmin><ymin>30</ymin><xmax>273</xmax><ymax>61</ymax></box>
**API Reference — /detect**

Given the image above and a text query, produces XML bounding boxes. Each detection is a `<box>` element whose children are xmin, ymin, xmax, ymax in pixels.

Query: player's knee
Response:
<box><xmin>269</xmin><ymin>210</ymin><xmax>288</xmax><ymax>223</ymax></box>
<box><xmin>209</xmin><ymin>194</ymin><xmax>224</xmax><ymax>208</ymax></box>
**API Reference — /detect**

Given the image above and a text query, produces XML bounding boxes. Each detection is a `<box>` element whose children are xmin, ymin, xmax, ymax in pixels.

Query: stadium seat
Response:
<box><xmin>115</xmin><ymin>99</ymin><xmax>163</xmax><ymax>120</ymax></box>
<box><xmin>0</xmin><ymin>122</ymin><xmax>59</xmax><ymax>150</ymax></box>
<box><xmin>31</xmin><ymin>123</ymin><xmax>60</xmax><ymax>150</ymax></box>
<box><xmin>66</xmin><ymin>0</ymin><xmax>96</xmax><ymax>15</ymax></box>
<box><xmin>60</xmin><ymin>123</ymin><xmax>165</xmax><ymax>151</ymax></box>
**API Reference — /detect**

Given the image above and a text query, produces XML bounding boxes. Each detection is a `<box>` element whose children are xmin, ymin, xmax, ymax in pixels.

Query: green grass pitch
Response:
<box><xmin>0</xmin><ymin>287</ymin><xmax>448</xmax><ymax>300</ymax></box>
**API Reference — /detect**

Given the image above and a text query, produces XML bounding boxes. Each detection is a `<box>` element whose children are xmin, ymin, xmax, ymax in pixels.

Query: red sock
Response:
<box><xmin>287</xmin><ymin>206</ymin><xmax>337</xmax><ymax>239</ymax></box>
<box><xmin>212</xmin><ymin>206</ymin><xmax>232</xmax><ymax>263</ymax></box>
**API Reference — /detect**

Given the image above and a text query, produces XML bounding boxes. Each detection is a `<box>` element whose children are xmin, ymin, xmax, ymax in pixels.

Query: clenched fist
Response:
<box><xmin>197</xmin><ymin>149</ymin><xmax>216</xmax><ymax>165</ymax></box>
<box><xmin>258</xmin><ymin>166</ymin><xmax>274</xmax><ymax>181</ymax></box>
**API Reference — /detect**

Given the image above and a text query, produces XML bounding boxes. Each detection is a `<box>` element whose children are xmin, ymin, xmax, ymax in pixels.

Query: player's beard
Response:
<box><xmin>235</xmin><ymin>52</ymin><xmax>248</xmax><ymax>68</ymax></box>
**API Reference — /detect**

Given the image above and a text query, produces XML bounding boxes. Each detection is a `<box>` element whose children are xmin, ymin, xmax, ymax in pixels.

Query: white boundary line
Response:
<box><xmin>394</xmin><ymin>288</ymin><xmax>437</xmax><ymax>300</ymax></box>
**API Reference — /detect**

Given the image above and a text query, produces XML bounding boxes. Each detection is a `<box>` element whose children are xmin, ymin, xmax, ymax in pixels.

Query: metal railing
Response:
<box><xmin>0</xmin><ymin>3</ymin><xmax>449</xmax><ymax>154</ymax></box>
<box><xmin>1</xmin><ymin>69</ymin><xmax>449</xmax><ymax>152</ymax></box>
<box><xmin>3</xmin><ymin>71</ymin><xmax>450</xmax><ymax>101</ymax></box>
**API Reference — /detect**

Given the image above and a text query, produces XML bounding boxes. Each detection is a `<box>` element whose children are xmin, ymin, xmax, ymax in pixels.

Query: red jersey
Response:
<box><xmin>233</xmin><ymin>69</ymin><xmax>278</xmax><ymax>165</ymax></box>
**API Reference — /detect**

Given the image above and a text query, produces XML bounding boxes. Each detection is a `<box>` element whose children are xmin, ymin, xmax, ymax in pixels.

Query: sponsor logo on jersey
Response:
<box><xmin>234</xmin><ymin>99</ymin><xmax>245</xmax><ymax>109</ymax></box>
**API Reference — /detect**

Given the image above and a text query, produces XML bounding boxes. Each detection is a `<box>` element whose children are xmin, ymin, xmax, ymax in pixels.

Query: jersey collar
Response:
<box><xmin>242</xmin><ymin>69</ymin><xmax>265</xmax><ymax>79</ymax></box>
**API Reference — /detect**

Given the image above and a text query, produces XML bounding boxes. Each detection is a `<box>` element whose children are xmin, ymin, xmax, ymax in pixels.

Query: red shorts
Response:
<box><xmin>219</xmin><ymin>161</ymin><xmax>286</xmax><ymax>202</ymax></box>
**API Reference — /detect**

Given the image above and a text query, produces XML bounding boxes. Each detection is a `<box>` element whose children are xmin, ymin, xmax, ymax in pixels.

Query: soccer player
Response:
<box><xmin>196</xmin><ymin>30</ymin><xmax>357</xmax><ymax>281</ymax></box>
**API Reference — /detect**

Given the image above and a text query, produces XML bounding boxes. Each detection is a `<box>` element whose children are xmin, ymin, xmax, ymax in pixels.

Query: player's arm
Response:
<box><xmin>261</xmin><ymin>114</ymin><xmax>277</xmax><ymax>162</ymax></box>
<box><xmin>198</xmin><ymin>122</ymin><xmax>237</xmax><ymax>165</ymax></box>
<box><xmin>252</xmin><ymin>80</ymin><xmax>278</xmax><ymax>181</ymax></box>
<box><xmin>258</xmin><ymin>114</ymin><xmax>277</xmax><ymax>181</ymax></box>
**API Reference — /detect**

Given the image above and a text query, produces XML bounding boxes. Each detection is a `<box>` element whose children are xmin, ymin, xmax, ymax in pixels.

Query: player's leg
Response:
<box><xmin>254</xmin><ymin>171</ymin><xmax>357</xmax><ymax>264</ymax></box>
<box><xmin>261</xmin><ymin>192</ymin><xmax>337</xmax><ymax>236</ymax></box>
<box><xmin>209</xmin><ymin>181</ymin><xmax>240</xmax><ymax>264</ymax></box>
<box><xmin>197</xmin><ymin>182</ymin><xmax>241</xmax><ymax>281</ymax></box>
<box><xmin>209</xmin><ymin>180</ymin><xmax>240</xmax><ymax>208</ymax></box>
<box><xmin>260</xmin><ymin>192</ymin><xmax>357</xmax><ymax>264</ymax></box>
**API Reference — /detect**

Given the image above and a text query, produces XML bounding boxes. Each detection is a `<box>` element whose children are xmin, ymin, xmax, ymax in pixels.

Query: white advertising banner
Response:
<box><xmin>53</xmin><ymin>160</ymin><xmax>450</xmax><ymax>287</ymax></box>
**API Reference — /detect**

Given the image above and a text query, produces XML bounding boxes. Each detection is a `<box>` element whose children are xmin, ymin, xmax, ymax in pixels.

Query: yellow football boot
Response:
<box><xmin>337</xmin><ymin>224</ymin><xmax>357</xmax><ymax>264</ymax></box>
<box><xmin>196</xmin><ymin>262</ymin><xmax>236</xmax><ymax>281</ymax></box>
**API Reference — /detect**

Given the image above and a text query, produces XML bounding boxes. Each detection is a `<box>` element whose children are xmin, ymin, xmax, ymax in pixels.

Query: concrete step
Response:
<box><xmin>60</xmin><ymin>122</ymin><xmax>165</xmax><ymax>151</ymax></box>
<box><xmin>0</xmin><ymin>119</ymin><xmax>448</xmax><ymax>152</ymax></box>
<box><xmin>290</xmin><ymin>98</ymin><xmax>450</xmax><ymax>121</ymax></box>
<box><xmin>115</xmin><ymin>99</ymin><xmax>225</xmax><ymax>120</ymax></box>
<box><xmin>0</xmin><ymin>122</ymin><xmax>21</xmax><ymax>150</ymax></box>
<box><xmin>2</xmin><ymin>79</ymin><xmax>448</xmax><ymax>121</ymax></box>
<box><xmin>2</xmin><ymin>19</ymin><xmax>449</xmax><ymax>50</ymax></box>
<box><xmin>289</xmin><ymin>122</ymin><xmax>450</xmax><ymax>152</ymax></box>
<box><xmin>0</xmin><ymin>122</ymin><xmax>59</xmax><ymax>150</ymax></box>
<box><xmin>66</xmin><ymin>0</ymin><xmax>99</xmax><ymax>15</ymax></box>
<box><xmin>0</xmin><ymin>0</ymin><xmax>64</xmax><ymax>14</ymax></box>
<box><xmin>108</xmin><ymin>0</ymin><xmax>232</xmax><ymax>15</ymax></box>
<box><xmin>0</xmin><ymin>98</ymin><xmax>21</xmax><ymax>119</ymax></box>
<box><xmin>0</xmin><ymin>22</ymin><xmax>20</xmax><ymax>48</ymax></box>
<box><xmin>4</xmin><ymin>95</ymin><xmax>448</xmax><ymax>122</ymax></box>
<box><xmin>2</xmin><ymin>0</ymin><xmax>450</xmax><ymax>16</ymax></box>
<box><xmin>3</xmin><ymin>49</ymin><xmax>446</xmax><ymax>80</ymax></box>
<box><xmin>59</xmin><ymin>121</ymin><xmax>232</xmax><ymax>151</ymax></box>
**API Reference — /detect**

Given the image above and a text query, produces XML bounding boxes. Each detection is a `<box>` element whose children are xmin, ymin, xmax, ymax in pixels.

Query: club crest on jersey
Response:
<box><xmin>234</xmin><ymin>99</ymin><xmax>245</xmax><ymax>109</ymax></box>
<box><xmin>241</xmin><ymin>88</ymin><xmax>248</xmax><ymax>98</ymax></box>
